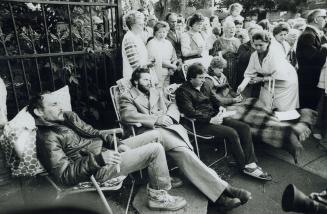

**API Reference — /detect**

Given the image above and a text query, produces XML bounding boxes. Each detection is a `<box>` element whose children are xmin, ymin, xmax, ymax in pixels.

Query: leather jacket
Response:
<box><xmin>36</xmin><ymin>112</ymin><xmax>114</xmax><ymax>186</ymax></box>
<box><xmin>175</xmin><ymin>82</ymin><xmax>221</xmax><ymax>124</ymax></box>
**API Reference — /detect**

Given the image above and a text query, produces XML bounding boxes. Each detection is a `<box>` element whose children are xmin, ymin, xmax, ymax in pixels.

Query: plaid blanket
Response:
<box><xmin>226</xmin><ymin>98</ymin><xmax>317</xmax><ymax>161</ymax></box>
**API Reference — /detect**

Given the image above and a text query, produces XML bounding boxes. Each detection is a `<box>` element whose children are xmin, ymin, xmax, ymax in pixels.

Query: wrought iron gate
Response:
<box><xmin>0</xmin><ymin>0</ymin><xmax>122</xmax><ymax>125</ymax></box>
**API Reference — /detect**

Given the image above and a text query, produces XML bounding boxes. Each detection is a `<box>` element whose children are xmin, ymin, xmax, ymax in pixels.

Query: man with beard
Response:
<box><xmin>119</xmin><ymin>67</ymin><xmax>252</xmax><ymax>211</ymax></box>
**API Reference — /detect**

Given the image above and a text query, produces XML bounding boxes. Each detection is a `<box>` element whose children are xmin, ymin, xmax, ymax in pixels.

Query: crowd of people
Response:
<box><xmin>118</xmin><ymin>4</ymin><xmax>327</xmax><ymax>211</ymax></box>
<box><xmin>1</xmin><ymin>2</ymin><xmax>327</xmax><ymax>213</ymax></box>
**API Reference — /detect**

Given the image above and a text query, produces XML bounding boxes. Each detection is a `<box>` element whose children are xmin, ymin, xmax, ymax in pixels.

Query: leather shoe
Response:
<box><xmin>216</xmin><ymin>195</ymin><xmax>241</xmax><ymax>211</ymax></box>
<box><xmin>225</xmin><ymin>185</ymin><xmax>252</xmax><ymax>204</ymax></box>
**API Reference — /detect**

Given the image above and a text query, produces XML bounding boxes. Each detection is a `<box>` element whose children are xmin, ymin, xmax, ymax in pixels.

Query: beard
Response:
<box><xmin>138</xmin><ymin>84</ymin><xmax>150</xmax><ymax>96</ymax></box>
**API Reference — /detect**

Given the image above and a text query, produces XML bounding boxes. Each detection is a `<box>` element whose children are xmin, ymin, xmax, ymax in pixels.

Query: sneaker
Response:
<box><xmin>216</xmin><ymin>195</ymin><xmax>242</xmax><ymax>211</ymax></box>
<box><xmin>225</xmin><ymin>185</ymin><xmax>252</xmax><ymax>204</ymax></box>
<box><xmin>147</xmin><ymin>185</ymin><xmax>187</xmax><ymax>211</ymax></box>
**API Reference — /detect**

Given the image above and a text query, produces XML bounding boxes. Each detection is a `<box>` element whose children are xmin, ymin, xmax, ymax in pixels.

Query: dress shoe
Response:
<box><xmin>216</xmin><ymin>195</ymin><xmax>241</xmax><ymax>211</ymax></box>
<box><xmin>225</xmin><ymin>185</ymin><xmax>252</xmax><ymax>204</ymax></box>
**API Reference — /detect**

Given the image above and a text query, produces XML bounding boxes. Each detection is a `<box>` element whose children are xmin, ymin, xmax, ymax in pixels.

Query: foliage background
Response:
<box><xmin>0</xmin><ymin>1</ymin><xmax>121</xmax><ymax>127</ymax></box>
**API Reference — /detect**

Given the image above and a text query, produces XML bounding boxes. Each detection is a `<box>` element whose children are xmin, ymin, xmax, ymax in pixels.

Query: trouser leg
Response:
<box><xmin>168</xmin><ymin>146</ymin><xmax>228</xmax><ymax>202</ymax></box>
<box><xmin>96</xmin><ymin>134</ymin><xmax>171</xmax><ymax>190</ymax></box>
<box><xmin>198</xmin><ymin>123</ymin><xmax>246</xmax><ymax>168</ymax></box>
<box><xmin>223</xmin><ymin>118</ymin><xmax>257</xmax><ymax>164</ymax></box>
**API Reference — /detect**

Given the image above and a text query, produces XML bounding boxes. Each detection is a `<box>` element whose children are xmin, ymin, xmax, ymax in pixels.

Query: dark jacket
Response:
<box><xmin>167</xmin><ymin>30</ymin><xmax>182</xmax><ymax>59</ymax></box>
<box><xmin>296</xmin><ymin>26</ymin><xmax>327</xmax><ymax>108</ymax></box>
<box><xmin>296</xmin><ymin>26</ymin><xmax>327</xmax><ymax>86</ymax></box>
<box><xmin>175</xmin><ymin>82</ymin><xmax>221</xmax><ymax>124</ymax></box>
<box><xmin>36</xmin><ymin>112</ymin><xmax>114</xmax><ymax>186</ymax></box>
<box><xmin>237</xmin><ymin>41</ymin><xmax>255</xmax><ymax>86</ymax></box>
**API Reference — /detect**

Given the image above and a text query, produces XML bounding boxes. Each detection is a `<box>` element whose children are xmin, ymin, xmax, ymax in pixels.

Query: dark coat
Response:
<box><xmin>36</xmin><ymin>112</ymin><xmax>113</xmax><ymax>186</ymax></box>
<box><xmin>296</xmin><ymin>26</ymin><xmax>327</xmax><ymax>108</ymax></box>
<box><xmin>175</xmin><ymin>82</ymin><xmax>221</xmax><ymax>124</ymax></box>
<box><xmin>167</xmin><ymin>30</ymin><xmax>182</xmax><ymax>59</ymax></box>
<box><xmin>236</xmin><ymin>41</ymin><xmax>255</xmax><ymax>86</ymax></box>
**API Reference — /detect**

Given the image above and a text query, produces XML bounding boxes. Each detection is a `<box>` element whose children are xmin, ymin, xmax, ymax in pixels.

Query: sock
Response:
<box><xmin>245</xmin><ymin>162</ymin><xmax>257</xmax><ymax>169</ymax></box>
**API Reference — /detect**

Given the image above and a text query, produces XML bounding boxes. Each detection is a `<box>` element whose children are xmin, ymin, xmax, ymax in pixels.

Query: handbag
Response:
<box><xmin>259</xmin><ymin>77</ymin><xmax>275</xmax><ymax>110</ymax></box>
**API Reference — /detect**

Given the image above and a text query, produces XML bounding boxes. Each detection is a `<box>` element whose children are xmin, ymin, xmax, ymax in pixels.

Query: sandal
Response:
<box><xmin>243</xmin><ymin>166</ymin><xmax>272</xmax><ymax>181</ymax></box>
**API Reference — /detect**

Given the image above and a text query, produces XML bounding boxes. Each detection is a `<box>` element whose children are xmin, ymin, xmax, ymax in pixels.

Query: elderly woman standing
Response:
<box><xmin>122</xmin><ymin>11</ymin><xmax>155</xmax><ymax>80</ymax></box>
<box><xmin>271</xmin><ymin>22</ymin><xmax>291</xmax><ymax>58</ymax></box>
<box><xmin>210</xmin><ymin>21</ymin><xmax>241</xmax><ymax>89</ymax></box>
<box><xmin>147</xmin><ymin>21</ymin><xmax>178</xmax><ymax>89</ymax></box>
<box><xmin>237</xmin><ymin>31</ymin><xmax>299</xmax><ymax>111</ymax></box>
<box><xmin>180</xmin><ymin>13</ymin><xmax>209</xmax><ymax>61</ymax></box>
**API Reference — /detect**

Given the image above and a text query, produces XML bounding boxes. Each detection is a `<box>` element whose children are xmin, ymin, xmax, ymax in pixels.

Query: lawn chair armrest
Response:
<box><xmin>100</xmin><ymin>128</ymin><xmax>124</xmax><ymax>135</ymax></box>
<box><xmin>180</xmin><ymin>113</ymin><xmax>196</xmax><ymax>122</ymax></box>
<box><xmin>117</xmin><ymin>120</ymin><xmax>142</xmax><ymax>128</ymax></box>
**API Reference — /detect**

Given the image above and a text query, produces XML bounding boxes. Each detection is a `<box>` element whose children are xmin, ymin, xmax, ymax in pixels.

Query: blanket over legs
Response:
<box><xmin>226</xmin><ymin>98</ymin><xmax>317</xmax><ymax>163</ymax></box>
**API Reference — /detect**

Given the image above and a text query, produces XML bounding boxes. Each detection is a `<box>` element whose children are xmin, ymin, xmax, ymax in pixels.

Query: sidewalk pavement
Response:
<box><xmin>262</xmin><ymin>136</ymin><xmax>327</xmax><ymax>180</ymax></box>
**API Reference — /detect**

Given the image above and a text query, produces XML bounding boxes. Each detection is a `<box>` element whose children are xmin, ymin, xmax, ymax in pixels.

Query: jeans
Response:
<box><xmin>124</xmin><ymin>128</ymin><xmax>228</xmax><ymax>202</ymax></box>
<box><xmin>95</xmin><ymin>131</ymin><xmax>171</xmax><ymax>190</ymax></box>
<box><xmin>197</xmin><ymin>118</ymin><xmax>257</xmax><ymax>168</ymax></box>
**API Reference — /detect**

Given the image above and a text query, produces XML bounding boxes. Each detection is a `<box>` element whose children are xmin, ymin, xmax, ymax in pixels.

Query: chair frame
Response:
<box><xmin>181</xmin><ymin>114</ymin><xmax>228</xmax><ymax>167</ymax></box>
<box><xmin>109</xmin><ymin>85</ymin><xmax>142</xmax><ymax>137</ymax></box>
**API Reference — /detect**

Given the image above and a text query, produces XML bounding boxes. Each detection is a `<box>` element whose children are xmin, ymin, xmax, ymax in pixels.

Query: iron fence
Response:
<box><xmin>0</xmin><ymin>0</ymin><xmax>123</xmax><ymax>125</ymax></box>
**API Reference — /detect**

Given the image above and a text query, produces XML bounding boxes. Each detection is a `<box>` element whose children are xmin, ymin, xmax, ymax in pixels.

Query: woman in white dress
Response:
<box><xmin>147</xmin><ymin>21</ymin><xmax>178</xmax><ymax>89</ymax></box>
<box><xmin>237</xmin><ymin>31</ymin><xmax>299</xmax><ymax>111</ymax></box>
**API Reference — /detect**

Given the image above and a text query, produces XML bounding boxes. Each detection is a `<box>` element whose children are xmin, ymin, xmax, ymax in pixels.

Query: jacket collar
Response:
<box><xmin>35</xmin><ymin>112</ymin><xmax>69</xmax><ymax>127</ymax></box>
<box><xmin>306</xmin><ymin>25</ymin><xmax>323</xmax><ymax>37</ymax></box>
<box><xmin>129</xmin><ymin>87</ymin><xmax>159</xmax><ymax>109</ymax></box>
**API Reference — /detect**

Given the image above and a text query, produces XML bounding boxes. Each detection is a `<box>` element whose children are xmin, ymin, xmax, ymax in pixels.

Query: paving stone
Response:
<box><xmin>304</xmin><ymin>155</ymin><xmax>327</xmax><ymax>180</ymax></box>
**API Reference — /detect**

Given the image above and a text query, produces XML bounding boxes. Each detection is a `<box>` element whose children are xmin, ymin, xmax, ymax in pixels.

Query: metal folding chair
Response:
<box><xmin>109</xmin><ymin>84</ymin><xmax>142</xmax><ymax>137</ymax></box>
<box><xmin>41</xmin><ymin>128</ymin><xmax>135</xmax><ymax>214</ymax></box>
<box><xmin>181</xmin><ymin>114</ymin><xmax>228</xmax><ymax>167</ymax></box>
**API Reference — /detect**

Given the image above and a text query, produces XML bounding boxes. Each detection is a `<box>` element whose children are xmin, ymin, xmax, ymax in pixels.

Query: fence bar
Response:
<box><xmin>9</xmin><ymin>3</ymin><xmax>30</xmax><ymax>99</ymax></box>
<box><xmin>34</xmin><ymin>58</ymin><xmax>43</xmax><ymax>92</ymax></box>
<box><xmin>41</xmin><ymin>4</ymin><xmax>55</xmax><ymax>90</ymax></box>
<box><xmin>110</xmin><ymin>7</ymin><xmax>115</xmax><ymax>48</ymax></box>
<box><xmin>116</xmin><ymin>0</ymin><xmax>123</xmax><ymax>45</ymax></box>
<box><xmin>0</xmin><ymin>49</ymin><xmax>114</xmax><ymax>60</ymax></box>
<box><xmin>4</xmin><ymin>0</ymin><xmax>117</xmax><ymax>7</ymax></box>
<box><xmin>66</xmin><ymin>2</ymin><xmax>77</xmax><ymax>75</ymax></box>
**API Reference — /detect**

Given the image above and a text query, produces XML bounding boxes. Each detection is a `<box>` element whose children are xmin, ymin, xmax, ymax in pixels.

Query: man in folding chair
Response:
<box><xmin>119</xmin><ymin>67</ymin><xmax>252</xmax><ymax>211</ymax></box>
<box><xmin>27</xmin><ymin>92</ymin><xmax>187</xmax><ymax>211</ymax></box>
<box><xmin>175</xmin><ymin>63</ymin><xmax>272</xmax><ymax>181</ymax></box>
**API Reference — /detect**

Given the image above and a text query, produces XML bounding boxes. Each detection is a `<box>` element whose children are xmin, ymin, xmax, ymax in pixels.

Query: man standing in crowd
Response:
<box><xmin>28</xmin><ymin>92</ymin><xmax>187</xmax><ymax>211</ymax></box>
<box><xmin>166</xmin><ymin>12</ymin><xmax>182</xmax><ymax>58</ymax></box>
<box><xmin>296</xmin><ymin>9</ymin><xmax>327</xmax><ymax>109</ymax></box>
<box><xmin>119</xmin><ymin>67</ymin><xmax>252</xmax><ymax>211</ymax></box>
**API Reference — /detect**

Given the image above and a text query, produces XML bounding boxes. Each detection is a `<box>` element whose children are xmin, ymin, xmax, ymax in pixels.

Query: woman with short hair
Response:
<box><xmin>272</xmin><ymin>22</ymin><xmax>291</xmax><ymax>57</ymax></box>
<box><xmin>122</xmin><ymin>11</ymin><xmax>156</xmax><ymax>81</ymax></box>
<box><xmin>210</xmin><ymin>21</ymin><xmax>241</xmax><ymax>89</ymax></box>
<box><xmin>180</xmin><ymin>13</ymin><xmax>209</xmax><ymax>60</ymax></box>
<box><xmin>147</xmin><ymin>21</ymin><xmax>179</xmax><ymax>89</ymax></box>
<box><xmin>237</xmin><ymin>30</ymin><xmax>299</xmax><ymax>111</ymax></box>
